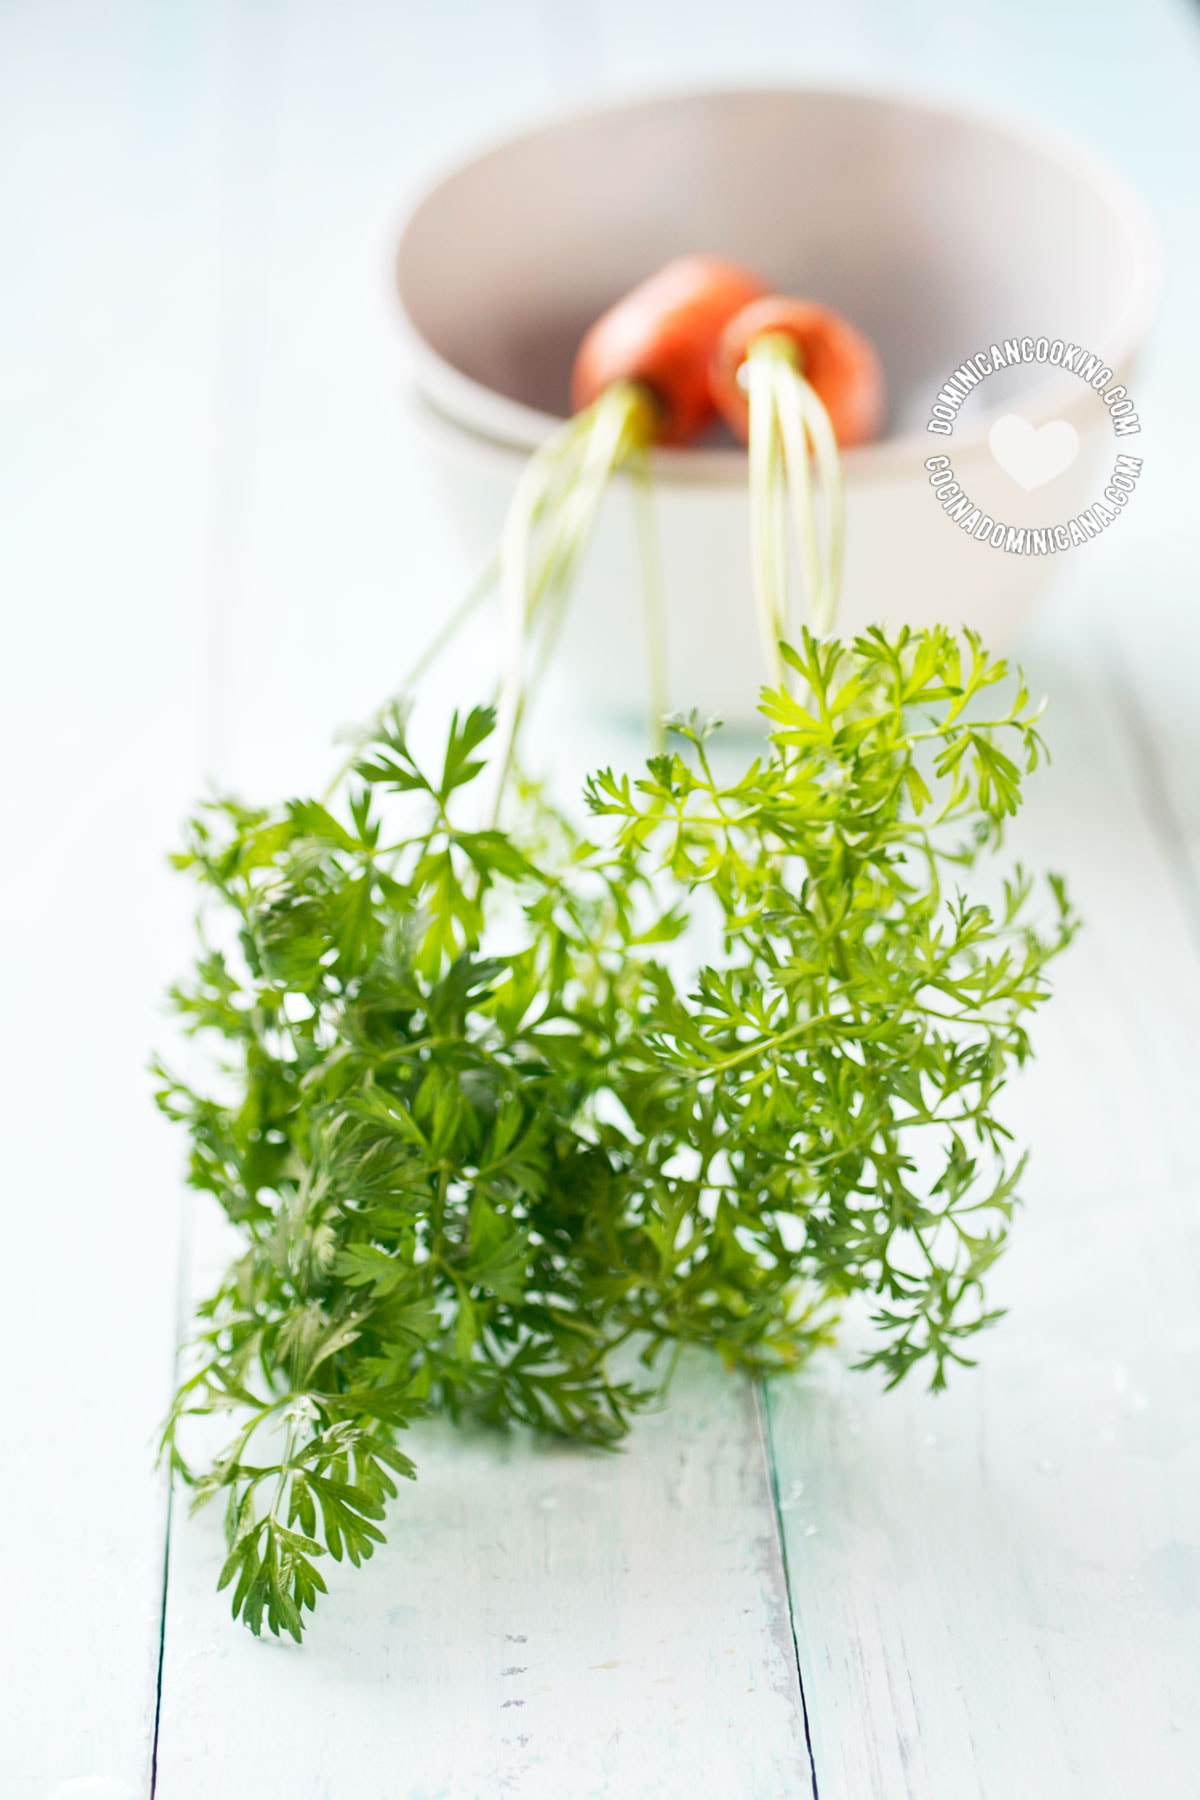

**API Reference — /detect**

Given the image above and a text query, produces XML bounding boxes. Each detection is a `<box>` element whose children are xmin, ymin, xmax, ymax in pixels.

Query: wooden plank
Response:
<box><xmin>766</xmin><ymin>595</ymin><xmax>1200</xmax><ymax>1799</ymax></box>
<box><xmin>151</xmin><ymin>0</ymin><xmax>1200</xmax><ymax>1791</ymax></box>
<box><xmin>151</xmin><ymin>1</ymin><xmax>811</xmax><ymax>1792</ymax></box>
<box><xmin>754</xmin><ymin>4</ymin><xmax>1200</xmax><ymax>1792</ymax></box>
<box><xmin>156</xmin><ymin>1352</ymin><xmax>812</xmax><ymax>1798</ymax></box>
<box><xmin>0</xmin><ymin>3</ymin><xmax>226</xmax><ymax>1793</ymax></box>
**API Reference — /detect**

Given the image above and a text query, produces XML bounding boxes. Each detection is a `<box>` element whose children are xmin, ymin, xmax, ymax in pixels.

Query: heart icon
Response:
<box><xmin>988</xmin><ymin>414</ymin><xmax>1080</xmax><ymax>491</ymax></box>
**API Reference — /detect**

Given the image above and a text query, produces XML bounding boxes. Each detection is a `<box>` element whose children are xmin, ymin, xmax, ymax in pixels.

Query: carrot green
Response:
<box><xmin>157</xmin><ymin>624</ymin><xmax>1073</xmax><ymax>1640</ymax></box>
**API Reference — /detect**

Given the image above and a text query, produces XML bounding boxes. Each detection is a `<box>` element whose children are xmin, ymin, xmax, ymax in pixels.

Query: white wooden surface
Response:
<box><xmin>772</xmin><ymin>609</ymin><xmax>1200</xmax><ymax>1799</ymax></box>
<box><xmin>0</xmin><ymin>6</ymin><xmax>222</xmax><ymax>1794</ymax></box>
<box><xmin>156</xmin><ymin>1358</ymin><xmax>810</xmax><ymax>1798</ymax></box>
<box><xmin>5</xmin><ymin>0</ymin><xmax>1200</xmax><ymax>1795</ymax></box>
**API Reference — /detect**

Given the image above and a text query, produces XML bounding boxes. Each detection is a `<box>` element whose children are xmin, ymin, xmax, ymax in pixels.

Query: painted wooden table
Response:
<box><xmin>3</xmin><ymin>1</ymin><xmax>1200</xmax><ymax>1794</ymax></box>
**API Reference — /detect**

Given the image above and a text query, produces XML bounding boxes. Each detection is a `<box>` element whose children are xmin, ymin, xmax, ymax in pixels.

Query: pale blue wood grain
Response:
<box><xmin>771</xmin><ymin>608</ymin><xmax>1200</xmax><ymax>1797</ymax></box>
<box><xmin>743</xmin><ymin>1</ymin><xmax>1200</xmax><ymax>1792</ymax></box>
<box><xmin>8</xmin><ymin>0</ymin><xmax>1200</xmax><ymax>1790</ymax></box>
<box><xmin>0</xmin><ymin>2</ymin><xmax>227</xmax><ymax>1792</ymax></box>
<box><xmin>156</xmin><ymin>1341</ymin><xmax>812</xmax><ymax>1798</ymax></box>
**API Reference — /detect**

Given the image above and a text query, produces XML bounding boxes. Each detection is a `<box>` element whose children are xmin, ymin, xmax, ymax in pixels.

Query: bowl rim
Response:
<box><xmin>394</xmin><ymin>81</ymin><xmax>1165</xmax><ymax>482</ymax></box>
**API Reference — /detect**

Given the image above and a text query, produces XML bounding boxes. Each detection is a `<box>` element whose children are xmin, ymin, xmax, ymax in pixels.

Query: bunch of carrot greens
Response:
<box><xmin>157</xmin><ymin>258</ymin><xmax>1073</xmax><ymax>1641</ymax></box>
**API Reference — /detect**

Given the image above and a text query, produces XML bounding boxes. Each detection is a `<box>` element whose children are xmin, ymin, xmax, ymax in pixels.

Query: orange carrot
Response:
<box><xmin>710</xmin><ymin>296</ymin><xmax>884</xmax><ymax>448</ymax></box>
<box><xmin>491</xmin><ymin>259</ymin><xmax>766</xmax><ymax>804</ymax></box>
<box><xmin>571</xmin><ymin>255</ymin><xmax>768</xmax><ymax>446</ymax></box>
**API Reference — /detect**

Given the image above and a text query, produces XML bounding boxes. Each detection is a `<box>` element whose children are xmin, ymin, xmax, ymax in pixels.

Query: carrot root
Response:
<box><xmin>711</xmin><ymin>295</ymin><xmax>884</xmax><ymax>450</ymax></box>
<box><xmin>572</xmin><ymin>256</ymin><xmax>768</xmax><ymax>446</ymax></box>
<box><xmin>320</xmin><ymin>550</ymin><xmax>500</xmax><ymax>805</ymax></box>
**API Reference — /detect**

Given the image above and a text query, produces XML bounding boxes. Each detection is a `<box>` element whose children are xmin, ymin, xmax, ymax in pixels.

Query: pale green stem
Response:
<box><xmin>531</xmin><ymin>385</ymin><xmax>647</xmax><ymax>694</ymax></box>
<box><xmin>320</xmin><ymin>551</ymin><xmax>499</xmax><ymax>804</ymax></box>
<box><xmin>746</xmin><ymin>348</ymin><xmax>787</xmax><ymax>689</ymax></box>
<box><xmin>488</xmin><ymin>381</ymin><xmax>652</xmax><ymax>823</ymax></box>
<box><xmin>268</xmin><ymin>1416</ymin><xmax>299</xmax><ymax>1525</ymax></box>
<box><xmin>544</xmin><ymin>380</ymin><xmax>639</xmax><ymax>601</ymax></box>
<box><xmin>795</xmin><ymin>374</ymin><xmax>844</xmax><ymax>634</ymax></box>
<box><xmin>772</xmin><ymin>357</ymin><xmax>825</xmax><ymax>632</ymax></box>
<box><xmin>632</xmin><ymin>445</ymin><xmax>668</xmax><ymax>752</ymax></box>
<box><xmin>405</xmin><ymin>551</ymin><xmax>500</xmax><ymax>690</ymax></box>
<box><xmin>744</xmin><ymin>333</ymin><xmax>846</xmax><ymax>654</ymax></box>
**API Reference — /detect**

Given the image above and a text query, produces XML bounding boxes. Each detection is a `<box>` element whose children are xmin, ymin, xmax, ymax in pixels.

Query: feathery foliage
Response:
<box><xmin>158</xmin><ymin>625</ymin><xmax>1073</xmax><ymax>1638</ymax></box>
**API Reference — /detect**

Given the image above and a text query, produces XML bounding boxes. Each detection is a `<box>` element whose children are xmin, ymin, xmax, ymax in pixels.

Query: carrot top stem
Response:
<box><xmin>488</xmin><ymin>380</ymin><xmax>656</xmax><ymax>823</ymax></box>
<box><xmin>745</xmin><ymin>334</ymin><xmax>845</xmax><ymax>677</ymax></box>
<box><xmin>788</xmin><ymin>357</ymin><xmax>845</xmax><ymax>635</ymax></box>
<box><xmin>746</xmin><ymin>343</ymin><xmax>788</xmax><ymax>690</ymax></box>
<box><xmin>319</xmin><ymin>550</ymin><xmax>500</xmax><ymax>805</ymax></box>
<box><xmin>631</xmin><ymin>445</ymin><xmax>668</xmax><ymax>754</ymax></box>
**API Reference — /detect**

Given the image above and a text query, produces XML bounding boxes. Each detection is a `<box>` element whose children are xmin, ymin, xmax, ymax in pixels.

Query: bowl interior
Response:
<box><xmin>396</xmin><ymin>89</ymin><xmax>1158</xmax><ymax>447</ymax></box>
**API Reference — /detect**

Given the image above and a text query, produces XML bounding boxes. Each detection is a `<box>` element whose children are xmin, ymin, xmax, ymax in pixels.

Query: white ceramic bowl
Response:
<box><xmin>395</xmin><ymin>88</ymin><xmax>1162</xmax><ymax>722</ymax></box>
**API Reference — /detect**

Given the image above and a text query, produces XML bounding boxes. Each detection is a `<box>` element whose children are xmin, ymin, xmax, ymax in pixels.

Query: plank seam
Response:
<box><xmin>755</xmin><ymin>1381</ymin><xmax>820</xmax><ymax>1800</ymax></box>
<box><xmin>152</xmin><ymin>1190</ymin><xmax>193</xmax><ymax>1796</ymax></box>
<box><xmin>150</xmin><ymin>1477</ymin><xmax>174</xmax><ymax>1798</ymax></box>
